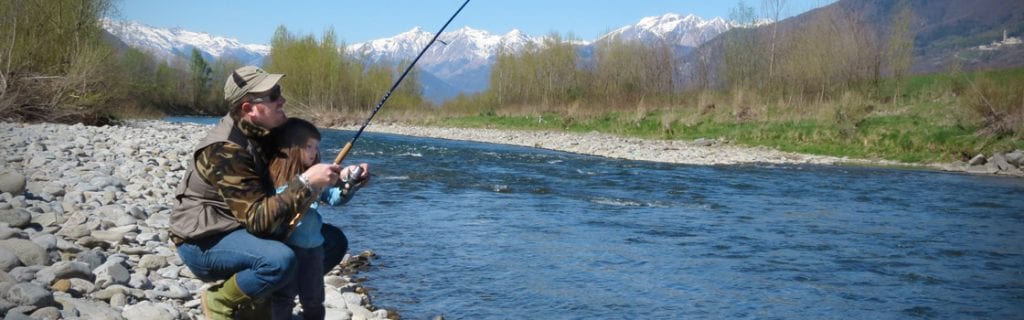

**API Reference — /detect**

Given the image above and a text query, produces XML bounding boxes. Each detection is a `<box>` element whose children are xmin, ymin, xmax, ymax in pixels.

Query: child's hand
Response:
<box><xmin>341</xmin><ymin>163</ymin><xmax>370</xmax><ymax>188</ymax></box>
<box><xmin>302</xmin><ymin>164</ymin><xmax>341</xmax><ymax>189</ymax></box>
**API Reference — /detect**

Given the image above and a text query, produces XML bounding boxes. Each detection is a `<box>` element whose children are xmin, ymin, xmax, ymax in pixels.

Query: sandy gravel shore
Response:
<box><xmin>348</xmin><ymin>123</ymin><xmax>1024</xmax><ymax>177</ymax></box>
<box><xmin>344</xmin><ymin>123</ymin><xmax>913</xmax><ymax>168</ymax></box>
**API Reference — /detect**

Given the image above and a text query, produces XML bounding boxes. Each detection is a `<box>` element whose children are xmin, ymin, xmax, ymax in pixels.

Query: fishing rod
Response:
<box><xmin>333</xmin><ymin>0</ymin><xmax>471</xmax><ymax>166</ymax></box>
<box><xmin>286</xmin><ymin>0</ymin><xmax>470</xmax><ymax>237</ymax></box>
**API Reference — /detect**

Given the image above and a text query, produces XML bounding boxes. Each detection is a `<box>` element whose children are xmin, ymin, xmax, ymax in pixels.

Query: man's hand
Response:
<box><xmin>302</xmin><ymin>164</ymin><xmax>341</xmax><ymax>189</ymax></box>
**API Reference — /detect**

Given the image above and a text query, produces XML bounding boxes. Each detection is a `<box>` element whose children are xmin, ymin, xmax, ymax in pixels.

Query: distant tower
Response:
<box><xmin>1005</xmin><ymin>29</ymin><xmax>1008</xmax><ymax>42</ymax></box>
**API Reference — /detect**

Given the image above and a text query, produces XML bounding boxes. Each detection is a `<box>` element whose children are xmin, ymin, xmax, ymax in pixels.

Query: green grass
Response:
<box><xmin>434</xmin><ymin>110</ymin><xmax>1021</xmax><ymax>164</ymax></box>
<box><xmin>425</xmin><ymin>68</ymin><xmax>1024</xmax><ymax>165</ymax></box>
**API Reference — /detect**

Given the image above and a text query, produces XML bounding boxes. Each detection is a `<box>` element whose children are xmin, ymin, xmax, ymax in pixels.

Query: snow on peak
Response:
<box><xmin>348</xmin><ymin>25</ymin><xmax>543</xmax><ymax>65</ymax></box>
<box><xmin>101</xmin><ymin>18</ymin><xmax>269</xmax><ymax>64</ymax></box>
<box><xmin>600</xmin><ymin>13</ymin><xmax>732</xmax><ymax>47</ymax></box>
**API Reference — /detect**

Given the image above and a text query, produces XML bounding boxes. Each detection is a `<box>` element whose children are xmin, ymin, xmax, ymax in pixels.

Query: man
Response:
<box><xmin>169</xmin><ymin>66</ymin><xmax>364</xmax><ymax>319</ymax></box>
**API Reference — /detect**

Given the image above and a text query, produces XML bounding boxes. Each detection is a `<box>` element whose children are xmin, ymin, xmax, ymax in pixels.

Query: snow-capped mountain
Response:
<box><xmin>347</xmin><ymin>26</ymin><xmax>542</xmax><ymax>95</ymax></box>
<box><xmin>101</xmin><ymin>19</ymin><xmax>269</xmax><ymax>65</ymax></box>
<box><xmin>102</xmin><ymin>13</ymin><xmax>732</xmax><ymax>102</ymax></box>
<box><xmin>347</xmin><ymin>26</ymin><xmax>539</xmax><ymax>69</ymax></box>
<box><xmin>599</xmin><ymin>13</ymin><xmax>733</xmax><ymax>47</ymax></box>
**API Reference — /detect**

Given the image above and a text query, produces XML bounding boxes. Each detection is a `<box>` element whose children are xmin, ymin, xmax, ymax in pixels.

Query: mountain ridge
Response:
<box><xmin>102</xmin><ymin>13</ymin><xmax>736</xmax><ymax>102</ymax></box>
<box><xmin>101</xmin><ymin>18</ymin><xmax>269</xmax><ymax>65</ymax></box>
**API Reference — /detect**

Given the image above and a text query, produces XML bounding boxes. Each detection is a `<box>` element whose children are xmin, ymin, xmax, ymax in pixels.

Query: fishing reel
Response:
<box><xmin>341</xmin><ymin>165</ymin><xmax>366</xmax><ymax>190</ymax></box>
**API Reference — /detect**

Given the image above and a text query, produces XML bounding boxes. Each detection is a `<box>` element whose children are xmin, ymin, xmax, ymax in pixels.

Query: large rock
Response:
<box><xmin>0</xmin><ymin>238</ymin><xmax>49</xmax><ymax>266</ymax></box>
<box><xmin>35</xmin><ymin>261</ymin><xmax>94</xmax><ymax>285</ymax></box>
<box><xmin>68</xmin><ymin>278</ymin><xmax>96</xmax><ymax>295</ymax></box>
<box><xmin>968</xmin><ymin>154</ymin><xmax>987</xmax><ymax>166</ymax></box>
<box><xmin>990</xmin><ymin>153</ymin><xmax>1014</xmax><ymax>171</ymax></box>
<box><xmin>90</xmin><ymin>224</ymin><xmax>138</xmax><ymax>244</ymax></box>
<box><xmin>31</xmin><ymin>212</ymin><xmax>61</xmax><ymax>228</ymax></box>
<box><xmin>0</xmin><ymin>245</ymin><xmax>21</xmax><ymax>271</ymax></box>
<box><xmin>54</xmin><ymin>292</ymin><xmax>124</xmax><ymax>320</ymax></box>
<box><xmin>74</xmin><ymin>249</ymin><xmax>107</xmax><ymax>271</ymax></box>
<box><xmin>8</xmin><ymin>266</ymin><xmax>43</xmax><ymax>282</ymax></box>
<box><xmin>93</xmin><ymin>260</ymin><xmax>130</xmax><ymax>289</ymax></box>
<box><xmin>0</xmin><ymin>171</ymin><xmax>26</xmax><ymax>195</ymax></box>
<box><xmin>147</xmin><ymin>279</ymin><xmax>190</xmax><ymax>300</ymax></box>
<box><xmin>6</xmin><ymin>282</ymin><xmax>55</xmax><ymax>308</ymax></box>
<box><xmin>347</xmin><ymin>302</ymin><xmax>376</xmax><ymax>320</ymax></box>
<box><xmin>128</xmin><ymin>272</ymin><xmax>152</xmax><ymax>290</ymax></box>
<box><xmin>96</xmin><ymin>205</ymin><xmax>130</xmax><ymax>222</ymax></box>
<box><xmin>90</xmin><ymin>176</ymin><xmax>124</xmax><ymax>192</ymax></box>
<box><xmin>990</xmin><ymin>152</ymin><xmax>1023</xmax><ymax>175</ymax></box>
<box><xmin>1005</xmin><ymin>149</ymin><xmax>1024</xmax><ymax>166</ymax></box>
<box><xmin>0</xmin><ymin>209</ymin><xmax>31</xmax><ymax>228</ymax></box>
<box><xmin>137</xmin><ymin>254</ymin><xmax>168</xmax><ymax>270</ymax></box>
<box><xmin>0</xmin><ymin>223</ymin><xmax>20</xmax><ymax>240</ymax></box>
<box><xmin>3</xmin><ymin>307</ymin><xmax>35</xmax><ymax>320</ymax></box>
<box><xmin>29</xmin><ymin>234</ymin><xmax>57</xmax><ymax>252</ymax></box>
<box><xmin>30</xmin><ymin>306</ymin><xmax>62</xmax><ymax>320</ymax></box>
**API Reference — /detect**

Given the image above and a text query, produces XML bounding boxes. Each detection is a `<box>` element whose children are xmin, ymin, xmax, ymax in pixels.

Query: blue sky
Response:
<box><xmin>110</xmin><ymin>0</ymin><xmax>835</xmax><ymax>44</ymax></box>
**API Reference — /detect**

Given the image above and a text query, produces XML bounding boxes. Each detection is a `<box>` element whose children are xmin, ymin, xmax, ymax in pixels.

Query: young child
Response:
<box><xmin>267</xmin><ymin>117</ymin><xmax>368</xmax><ymax>320</ymax></box>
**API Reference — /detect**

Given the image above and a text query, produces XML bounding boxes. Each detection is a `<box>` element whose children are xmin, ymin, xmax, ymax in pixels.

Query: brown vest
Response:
<box><xmin>169</xmin><ymin>115</ymin><xmax>267</xmax><ymax>242</ymax></box>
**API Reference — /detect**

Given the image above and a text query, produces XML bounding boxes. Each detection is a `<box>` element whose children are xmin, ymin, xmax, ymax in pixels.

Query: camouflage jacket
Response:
<box><xmin>170</xmin><ymin>115</ymin><xmax>313</xmax><ymax>242</ymax></box>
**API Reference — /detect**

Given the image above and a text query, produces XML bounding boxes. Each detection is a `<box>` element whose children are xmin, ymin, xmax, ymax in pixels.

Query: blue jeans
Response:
<box><xmin>319</xmin><ymin>223</ymin><xmax>348</xmax><ymax>272</ymax></box>
<box><xmin>271</xmin><ymin>245</ymin><xmax>325</xmax><ymax>320</ymax></box>
<box><xmin>177</xmin><ymin>224</ymin><xmax>348</xmax><ymax>300</ymax></box>
<box><xmin>176</xmin><ymin>228</ymin><xmax>296</xmax><ymax>298</ymax></box>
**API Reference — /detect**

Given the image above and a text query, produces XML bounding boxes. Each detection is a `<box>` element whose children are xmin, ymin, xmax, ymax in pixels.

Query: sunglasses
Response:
<box><xmin>250</xmin><ymin>86</ymin><xmax>282</xmax><ymax>103</ymax></box>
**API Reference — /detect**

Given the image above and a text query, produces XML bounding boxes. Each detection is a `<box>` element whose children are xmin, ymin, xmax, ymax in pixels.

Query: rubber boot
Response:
<box><xmin>202</xmin><ymin>275</ymin><xmax>251</xmax><ymax>320</ymax></box>
<box><xmin>235</xmin><ymin>297</ymin><xmax>272</xmax><ymax>320</ymax></box>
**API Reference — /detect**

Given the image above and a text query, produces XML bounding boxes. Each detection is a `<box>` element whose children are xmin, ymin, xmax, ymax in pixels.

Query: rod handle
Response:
<box><xmin>334</xmin><ymin>141</ymin><xmax>353</xmax><ymax>165</ymax></box>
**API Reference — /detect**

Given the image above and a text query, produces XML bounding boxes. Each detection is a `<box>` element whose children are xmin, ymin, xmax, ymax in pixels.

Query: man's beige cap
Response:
<box><xmin>224</xmin><ymin>66</ymin><xmax>284</xmax><ymax>104</ymax></box>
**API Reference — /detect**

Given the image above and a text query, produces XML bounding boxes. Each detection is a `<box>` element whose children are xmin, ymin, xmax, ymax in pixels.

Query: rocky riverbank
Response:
<box><xmin>346</xmin><ymin>123</ymin><xmax>1024</xmax><ymax>177</ymax></box>
<box><xmin>0</xmin><ymin>121</ymin><xmax>393</xmax><ymax>320</ymax></box>
<box><xmin>1</xmin><ymin>119</ymin><xmax>1020</xmax><ymax>318</ymax></box>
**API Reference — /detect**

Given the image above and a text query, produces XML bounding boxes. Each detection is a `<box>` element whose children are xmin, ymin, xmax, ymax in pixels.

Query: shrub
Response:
<box><xmin>0</xmin><ymin>0</ymin><xmax>122</xmax><ymax>124</ymax></box>
<box><xmin>965</xmin><ymin>77</ymin><xmax>1024</xmax><ymax>138</ymax></box>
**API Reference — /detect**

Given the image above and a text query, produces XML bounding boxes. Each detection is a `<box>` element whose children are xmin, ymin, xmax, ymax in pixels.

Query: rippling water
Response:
<box><xmin>169</xmin><ymin>117</ymin><xmax>1024</xmax><ymax>319</ymax></box>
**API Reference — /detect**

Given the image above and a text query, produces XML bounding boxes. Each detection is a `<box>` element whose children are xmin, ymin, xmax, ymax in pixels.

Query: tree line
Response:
<box><xmin>443</xmin><ymin>1</ymin><xmax>919</xmax><ymax>123</ymax></box>
<box><xmin>0</xmin><ymin>0</ymin><xmax>426</xmax><ymax>125</ymax></box>
<box><xmin>264</xmin><ymin>26</ymin><xmax>425</xmax><ymax>125</ymax></box>
<box><xmin>473</xmin><ymin>32</ymin><xmax>678</xmax><ymax>116</ymax></box>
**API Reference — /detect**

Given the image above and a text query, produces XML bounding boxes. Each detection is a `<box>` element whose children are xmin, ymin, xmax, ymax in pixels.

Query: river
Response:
<box><xmin>170</xmin><ymin>117</ymin><xmax>1024</xmax><ymax>319</ymax></box>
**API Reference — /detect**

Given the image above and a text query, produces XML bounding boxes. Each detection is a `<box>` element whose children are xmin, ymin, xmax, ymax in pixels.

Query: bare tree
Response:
<box><xmin>724</xmin><ymin>0</ymin><xmax>762</xmax><ymax>91</ymax></box>
<box><xmin>885</xmin><ymin>3</ymin><xmax>915</xmax><ymax>104</ymax></box>
<box><xmin>762</xmin><ymin>0</ymin><xmax>787</xmax><ymax>93</ymax></box>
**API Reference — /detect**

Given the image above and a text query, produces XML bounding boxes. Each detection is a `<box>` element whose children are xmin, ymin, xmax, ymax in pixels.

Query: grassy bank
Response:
<box><xmin>418</xmin><ymin>68</ymin><xmax>1024</xmax><ymax>164</ymax></box>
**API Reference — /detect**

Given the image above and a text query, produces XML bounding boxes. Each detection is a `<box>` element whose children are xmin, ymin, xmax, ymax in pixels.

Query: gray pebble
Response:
<box><xmin>36</xmin><ymin>261</ymin><xmax>94</xmax><ymax>284</ymax></box>
<box><xmin>122</xmin><ymin>300</ymin><xmax>179</xmax><ymax>320</ymax></box>
<box><xmin>30</xmin><ymin>306</ymin><xmax>62</xmax><ymax>320</ymax></box>
<box><xmin>109</xmin><ymin>292</ymin><xmax>127</xmax><ymax>309</ymax></box>
<box><xmin>137</xmin><ymin>255</ymin><xmax>167</xmax><ymax>270</ymax></box>
<box><xmin>68</xmin><ymin>278</ymin><xmax>96</xmax><ymax>295</ymax></box>
<box><xmin>29</xmin><ymin>234</ymin><xmax>57</xmax><ymax>252</ymax></box>
<box><xmin>3</xmin><ymin>307</ymin><xmax>35</xmax><ymax>320</ymax></box>
<box><xmin>73</xmin><ymin>249</ymin><xmax>105</xmax><ymax>270</ymax></box>
<box><xmin>93</xmin><ymin>261</ymin><xmax>130</xmax><ymax>289</ymax></box>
